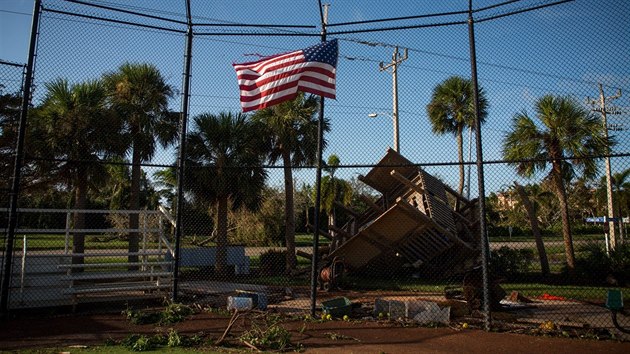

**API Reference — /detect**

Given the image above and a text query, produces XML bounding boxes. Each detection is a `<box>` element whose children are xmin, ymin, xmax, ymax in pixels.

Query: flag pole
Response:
<box><xmin>310</xmin><ymin>0</ymin><xmax>328</xmax><ymax>317</ymax></box>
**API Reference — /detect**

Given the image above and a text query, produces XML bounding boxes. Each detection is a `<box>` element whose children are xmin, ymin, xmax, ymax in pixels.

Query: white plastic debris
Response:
<box><xmin>227</xmin><ymin>296</ymin><xmax>253</xmax><ymax>311</ymax></box>
<box><xmin>412</xmin><ymin>301</ymin><xmax>451</xmax><ymax>325</ymax></box>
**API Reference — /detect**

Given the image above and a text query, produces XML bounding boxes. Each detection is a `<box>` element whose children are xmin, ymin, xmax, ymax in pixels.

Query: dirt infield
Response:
<box><xmin>1</xmin><ymin>310</ymin><xmax>629</xmax><ymax>353</ymax></box>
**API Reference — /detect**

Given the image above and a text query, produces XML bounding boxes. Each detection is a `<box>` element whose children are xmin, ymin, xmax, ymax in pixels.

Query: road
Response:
<box><xmin>488</xmin><ymin>238</ymin><xmax>604</xmax><ymax>250</ymax></box>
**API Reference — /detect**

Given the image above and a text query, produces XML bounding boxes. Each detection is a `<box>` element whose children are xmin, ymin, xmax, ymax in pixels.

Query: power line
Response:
<box><xmin>341</xmin><ymin>37</ymin><xmax>625</xmax><ymax>91</ymax></box>
<box><xmin>0</xmin><ymin>10</ymin><xmax>32</xmax><ymax>16</ymax></box>
<box><xmin>40</xmin><ymin>1</ymin><xmax>625</xmax><ymax>91</ymax></box>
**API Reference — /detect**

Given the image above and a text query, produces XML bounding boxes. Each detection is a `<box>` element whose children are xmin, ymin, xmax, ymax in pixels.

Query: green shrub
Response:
<box><xmin>489</xmin><ymin>246</ymin><xmax>535</xmax><ymax>277</ymax></box>
<box><xmin>572</xmin><ymin>243</ymin><xmax>630</xmax><ymax>285</ymax></box>
<box><xmin>121</xmin><ymin>334</ymin><xmax>154</xmax><ymax>352</ymax></box>
<box><xmin>120</xmin><ymin>330</ymin><xmax>203</xmax><ymax>351</ymax></box>
<box><xmin>240</xmin><ymin>323</ymin><xmax>292</xmax><ymax>351</ymax></box>
<box><xmin>160</xmin><ymin>302</ymin><xmax>194</xmax><ymax>325</ymax></box>
<box><xmin>259</xmin><ymin>249</ymin><xmax>287</xmax><ymax>275</ymax></box>
<box><xmin>167</xmin><ymin>328</ymin><xmax>182</xmax><ymax>347</ymax></box>
<box><xmin>487</xmin><ymin>225</ymin><xmax>526</xmax><ymax>238</ymax></box>
<box><xmin>122</xmin><ymin>303</ymin><xmax>193</xmax><ymax>325</ymax></box>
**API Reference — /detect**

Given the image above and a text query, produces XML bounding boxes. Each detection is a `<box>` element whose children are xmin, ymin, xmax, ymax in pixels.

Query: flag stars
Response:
<box><xmin>303</xmin><ymin>39</ymin><xmax>338</xmax><ymax>67</ymax></box>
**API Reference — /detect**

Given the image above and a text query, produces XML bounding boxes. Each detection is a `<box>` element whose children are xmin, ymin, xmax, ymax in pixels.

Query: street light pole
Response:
<box><xmin>379</xmin><ymin>46</ymin><xmax>407</xmax><ymax>153</ymax></box>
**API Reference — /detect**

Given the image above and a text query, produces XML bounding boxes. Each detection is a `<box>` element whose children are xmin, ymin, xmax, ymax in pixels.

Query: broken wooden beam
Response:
<box><xmin>390</xmin><ymin>170</ymin><xmax>425</xmax><ymax>195</ymax></box>
<box><xmin>328</xmin><ymin>225</ymin><xmax>352</xmax><ymax>239</ymax></box>
<box><xmin>305</xmin><ymin>223</ymin><xmax>333</xmax><ymax>240</ymax></box>
<box><xmin>360</xmin><ymin>194</ymin><xmax>384</xmax><ymax>213</ymax></box>
<box><xmin>333</xmin><ymin>201</ymin><xmax>361</xmax><ymax>217</ymax></box>
<box><xmin>443</xmin><ymin>184</ymin><xmax>473</xmax><ymax>207</ymax></box>
<box><xmin>297</xmin><ymin>250</ymin><xmax>312</xmax><ymax>260</ymax></box>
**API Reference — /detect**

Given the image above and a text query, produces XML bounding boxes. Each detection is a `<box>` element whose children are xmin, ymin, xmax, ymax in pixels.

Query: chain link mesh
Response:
<box><xmin>1</xmin><ymin>0</ymin><xmax>628</xmax><ymax>336</ymax></box>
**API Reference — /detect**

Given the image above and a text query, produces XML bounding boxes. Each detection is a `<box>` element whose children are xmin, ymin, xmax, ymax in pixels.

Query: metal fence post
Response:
<box><xmin>172</xmin><ymin>0</ymin><xmax>193</xmax><ymax>303</ymax></box>
<box><xmin>1</xmin><ymin>0</ymin><xmax>42</xmax><ymax>319</ymax></box>
<box><xmin>468</xmin><ymin>0</ymin><xmax>491</xmax><ymax>331</ymax></box>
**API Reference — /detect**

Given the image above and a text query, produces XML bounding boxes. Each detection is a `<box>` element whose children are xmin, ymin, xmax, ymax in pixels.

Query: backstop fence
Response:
<box><xmin>1</xmin><ymin>0</ymin><xmax>629</xmax><ymax>335</ymax></box>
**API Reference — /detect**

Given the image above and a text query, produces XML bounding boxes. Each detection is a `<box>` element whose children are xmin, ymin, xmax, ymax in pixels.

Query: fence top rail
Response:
<box><xmin>0</xmin><ymin>208</ymin><xmax>161</xmax><ymax>214</ymax></box>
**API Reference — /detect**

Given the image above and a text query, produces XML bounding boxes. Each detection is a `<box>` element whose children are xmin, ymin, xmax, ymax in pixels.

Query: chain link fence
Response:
<box><xmin>1</xmin><ymin>0</ymin><xmax>629</xmax><ymax>336</ymax></box>
<box><xmin>0</xmin><ymin>60</ymin><xmax>25</xmax><ymax>209</ymax></box>
<box><xmin>0</xmin><ymin>60</ymin><xmax>26</xmax><ymax>288</ymax></box>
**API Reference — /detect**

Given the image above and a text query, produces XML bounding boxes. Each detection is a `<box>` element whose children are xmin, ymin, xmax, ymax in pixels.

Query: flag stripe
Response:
<box><xmin>237</xmin><ymin>64</ymin><xmax>335</xmax><ymax>92</ymax></box>
<box><xmin>238</xmin><ymin>74</ymin><xmax>336</xmax><ymax>105</ymax></box>
<box><xmin>233</xmin><ymin>50</ymin><xmax>301</xmax><ymax>72</ymax></box>
<box><xmin>236</xmin><ymin>55</ymin><xmax>305</xmax><ymax>78</ymax></box>
<box><xmin>233</xmin><ymin>39</ymin><xmax>338</xmax><ymax>112</ymax></box>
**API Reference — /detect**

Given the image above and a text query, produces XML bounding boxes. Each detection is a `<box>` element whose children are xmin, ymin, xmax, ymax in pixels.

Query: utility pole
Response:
<box><xmin>379</xmin><ymin>46</ymin><xmax>408</xmax><ymax>153</ymax></box>
<box><xmin>587</xmin><ymin>84</ymin><xmax>622</xmax><ymax>250</ymax></box>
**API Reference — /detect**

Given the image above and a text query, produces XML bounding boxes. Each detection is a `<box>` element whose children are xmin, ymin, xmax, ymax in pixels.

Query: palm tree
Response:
<box><xmin>185</xmin><ymin>112</ymin><xmax>269</xmax><ymax>275</ymax></box>
<box><xmin>610</xmin><ymin>169</ymin><xmax>630</xmax><ymax>240</ymax></box>
<box><xmin>252</xmin><ymin>93</ymin><xmax>329</xmax><ymax>273</ymax></box>
<box><xmin>0</xmin><ymin>89</ymin><xmax>22</xmax><ymax>198</ymax></box>
<box><xmin>426</xmin><ymin>76</ymin><xmax>488</xmax><ymax>196</ymax></box>
<box><xmin>103</xmin><ymin>63</ymin><xmax>178</xmax><ymax>266</ymax></box>
<box><xmin>97</xmin><ymin>157</ymin><xmax>131</xmax><ymax>210</ymax></box>
<box><xmin>318</xmin><ymin>155</ymin><xmax>353</xmax><ymax>250</ymax></box>
<box><xmin>513</xmin><ymin>182</ymin><xmax>550</xmax><ymax>276</ymax></box>
<box><xmin>502</xmin><ymin>95</ymin><xmax>611</xmax><ymax>272</ymax></box>
<box><xmin>34</xmin><ymin>78</ymin><xmax>122</xmax><ymax>267</ymax></box>
<box><xmin>153</xmin><ymin>167</ymin><xmax>178</xmax><ymax>210</ymax></box>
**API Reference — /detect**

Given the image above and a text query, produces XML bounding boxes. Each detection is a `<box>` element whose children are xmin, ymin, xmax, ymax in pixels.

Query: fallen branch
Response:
<box><xmin>215</xmin><ymin>309</ymin><xmax>241</xmax><ymax>345</ymax></box>
<box><xmin>242</xmin><ymin>340</ymin><xmax>261</xmax><ymax>351</ymax></box>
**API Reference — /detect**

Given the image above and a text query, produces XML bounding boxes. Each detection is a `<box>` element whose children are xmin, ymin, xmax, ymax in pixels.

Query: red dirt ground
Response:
<box><xmin>0</xmin><ymin>310</ymin><xmax>629</xmax><ymax>353</ymax></box>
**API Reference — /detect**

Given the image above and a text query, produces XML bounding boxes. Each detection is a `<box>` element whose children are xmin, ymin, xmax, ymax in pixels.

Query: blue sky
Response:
<box><xmin>1</xmin><ymin>0</ymin><xmax>629</xmax><ymax>196</ymax></box>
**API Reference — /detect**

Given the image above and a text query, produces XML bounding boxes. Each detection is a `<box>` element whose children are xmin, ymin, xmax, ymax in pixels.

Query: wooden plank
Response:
<box><xmin>444</xmin><ymin>183</ymin><xmax>472</xmax><ymax>207</ymax></box>
<box><xmin>401</xmin><ymin>241</ymin><xmax>426</xmax><ymax>260</ymax></box>
<box><xmin>296</xmin><ymin>250</ymin><xmax>312</xmax><ymax>260</ymax></box>
<box><xmin>327</xmin><ymin>201</ymin><xmax>426</xmax><ymax>269</ymax></box>
<box><xmin>358</xmin><ymin>148</ymin><xmax>418</xmax><ymax>193</ymax></box>
<box><xmin>452</xmin><ymin>209</ymin><xmax>473</xmax><ymax>227</ymax></box>
<box><xmin>419</xmin><ymin>170</ymin><xmax>449</xmax><ymax>203</ymax></box>
<box><xmin>408</xmin><ymin>236</ymin><xmax>438</xmax><ymax>257</ymax></box>
<box><xmin>390</xmin><ymin>170</ymin><xmax>425</xmax><ymax>195</ymax></box>
<box><xmin>360</xmin><ymin>194</ymin><xmax>384</xmax><ymax>214</ymax></box>
<box><xmin>306</xmin><ymin>224</ymin><xmax>333</xmax><ymax>240</ymax></box>
<box><xmin>362</xmin><ymin>230</ymin><xmax>395</xmax><ymax>252</ymax></box>
<box><xmin>329</xmin><ymin>225</ymin><xmax>352</xmax><ymax>239</ymax></box>
<box><xmin>334</xmin><ymin>201</ymin><xmax>361</xmax><ymax>217</ymax></box>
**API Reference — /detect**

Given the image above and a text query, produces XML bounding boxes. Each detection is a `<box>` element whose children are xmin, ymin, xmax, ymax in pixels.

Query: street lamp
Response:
<box><xmin>368</xmin><ymin>112</ymin><xmax>399</xmax><ymax>152</ymax></box>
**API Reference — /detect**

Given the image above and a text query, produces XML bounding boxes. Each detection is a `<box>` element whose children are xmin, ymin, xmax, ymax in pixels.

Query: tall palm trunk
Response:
<box><xmin>128</xmin><ymin>140</ymin><xmax>141</xmax><ymax>268</ymax></box>
<box><xmin>551</xmin><ymin>163</ymin><xmax>575</xmax><ymax>273</ymax></box>
<box><xmin>282</xmin><ymin>149</ymin><xmax>297</xmax><ymax>272</ymax></box>
<box><xmin>456</xmin><ymin>125</ymin><xmax>465</xmax><ymax>196</ymax></box>
<box><xmin>514</xmin><ymin>182</ymin><xmax>550</xmax><ymax>276</ymax></box>
<box><xmin>72</xmin><ymin>168</ymin><xmax>88</xmax><ymax>272</ymax></box>
<box><xmin>216</xmin><ymin>196</ymin><xmax>229</xmax><ymax>276</ymax></box>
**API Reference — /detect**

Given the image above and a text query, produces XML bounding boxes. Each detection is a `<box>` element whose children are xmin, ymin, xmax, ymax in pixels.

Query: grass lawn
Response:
<box><xmin>339</xmin><ymin>276</ymin><xmax>630</xmax><ymax>303</ymax></box>
<box><xmin>489</xmin><ymin>233</ymin><xmax>604</xmax><ymax>243</ymax></box>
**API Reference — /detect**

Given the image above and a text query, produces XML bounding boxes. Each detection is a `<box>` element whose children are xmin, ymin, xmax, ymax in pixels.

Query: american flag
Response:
<box><xmin>233</xmin><ymin>39</ymin><xmax>338</xmax><ymax>112</ymax></box>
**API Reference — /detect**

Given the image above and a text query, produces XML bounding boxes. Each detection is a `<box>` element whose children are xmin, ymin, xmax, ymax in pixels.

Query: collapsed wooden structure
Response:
<box><xmin>319</xmin><ymin>148</ymin><xmax>481</xmax><ymax>282</ymax></box>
